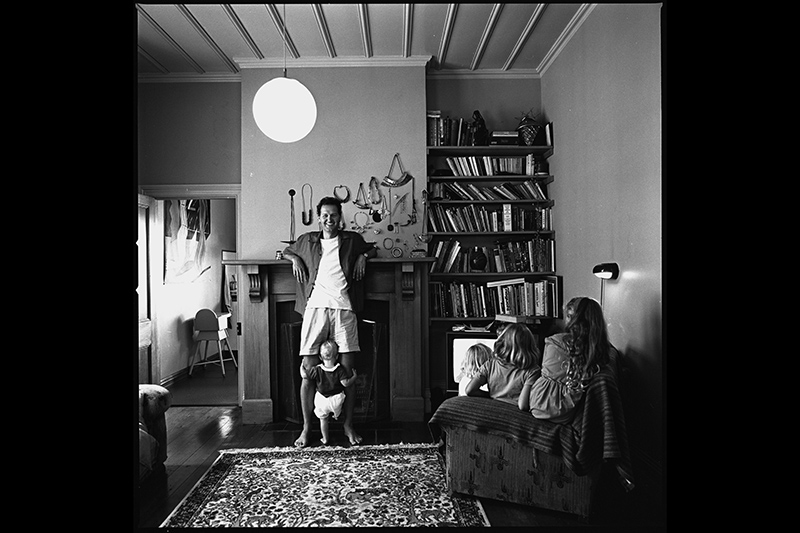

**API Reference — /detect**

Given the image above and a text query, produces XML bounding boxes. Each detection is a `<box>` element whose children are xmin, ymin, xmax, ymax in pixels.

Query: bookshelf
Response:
<box><xmin>425</xmin><ymin>143</ymin><xmax>561</xmax><ymax>324</ymax></box>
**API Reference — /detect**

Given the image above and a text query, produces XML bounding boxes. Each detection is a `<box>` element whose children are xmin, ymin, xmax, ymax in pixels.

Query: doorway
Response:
<box><xmin>140</xmin><ymin>186</ymin><xmax>241</xmax><ymax>406</ymax></box>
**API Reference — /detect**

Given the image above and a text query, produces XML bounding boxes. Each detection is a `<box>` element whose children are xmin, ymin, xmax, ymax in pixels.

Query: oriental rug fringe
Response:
<box><xmin>160</xmin><ymin>443</ymin><xmax>490</xmax><ymax>527</ymax></box>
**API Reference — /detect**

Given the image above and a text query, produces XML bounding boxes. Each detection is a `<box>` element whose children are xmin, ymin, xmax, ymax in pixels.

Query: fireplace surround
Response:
<box><xmin>223</xmin><ymin>258</ymin><xmax>432</xmax><ymax>424</ymax></box>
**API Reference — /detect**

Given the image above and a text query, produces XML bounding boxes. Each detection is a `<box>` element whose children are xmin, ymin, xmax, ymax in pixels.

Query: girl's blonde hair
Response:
<box><xmin>460</xmin><ymin>343</ymin><xmax>492</xmax><ymax>377</ymax></box>
<box><xmin>493</xmin><ymin>323</ymin><xmax>540</xmax><ymax>370</ymax></box>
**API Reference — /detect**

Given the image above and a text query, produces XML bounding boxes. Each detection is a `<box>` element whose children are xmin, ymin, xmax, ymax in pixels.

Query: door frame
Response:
<box><xmin>139</xmin><ymin>184</ymin><xmax>242</xmax><ymax>400</ymax></box>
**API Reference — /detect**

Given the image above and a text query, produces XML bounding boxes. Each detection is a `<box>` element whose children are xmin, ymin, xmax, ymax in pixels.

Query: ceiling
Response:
<box><xmin>136</xmin><ymin>3</ymin><xmax>595</xmax><ymax>81</ymax></box>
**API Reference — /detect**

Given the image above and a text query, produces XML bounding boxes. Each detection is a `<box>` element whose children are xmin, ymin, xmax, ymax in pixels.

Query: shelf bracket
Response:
<box><xmin>246</xmin><ymin>264</ymin><xmax>262</xmax><ymax>302</ymax></box>
<box><xmin>401</xmin><ymin>262</ymin><xmax>415</xmax><ymax>300</ymax></box>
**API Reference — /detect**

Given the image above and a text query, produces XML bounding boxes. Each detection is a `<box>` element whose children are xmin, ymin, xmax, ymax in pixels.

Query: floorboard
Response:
<box><xmin>137</xmin><ymin>406</ymin><xmax>665</xmax><ymax>529</ymax></box>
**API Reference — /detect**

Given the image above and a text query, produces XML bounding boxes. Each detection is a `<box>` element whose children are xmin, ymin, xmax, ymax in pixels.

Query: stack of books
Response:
<box><xmin>489</xmin><ymin>130</ymin><xmax>519</xmax><ymax>146</ymax></box>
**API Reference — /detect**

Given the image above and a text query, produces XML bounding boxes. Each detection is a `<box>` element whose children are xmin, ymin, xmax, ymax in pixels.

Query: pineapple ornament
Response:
<box><xmin>516</xmin><ymin>109</ymin><xmax>541</xmax><ymax>146</ymax></box>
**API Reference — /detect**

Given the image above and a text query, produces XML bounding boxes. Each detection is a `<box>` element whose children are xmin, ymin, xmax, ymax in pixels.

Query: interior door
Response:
<box><xmin>138</xmin><ymin>194</ymin><xmax>155</xmax><ymax>383</ymax></box>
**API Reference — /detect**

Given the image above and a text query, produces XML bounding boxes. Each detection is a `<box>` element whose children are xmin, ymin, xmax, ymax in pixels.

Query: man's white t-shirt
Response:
<box><xmin>306</xmin><ymin>236</ymin><xmax>352</xmax><ymax>310</ymax></box>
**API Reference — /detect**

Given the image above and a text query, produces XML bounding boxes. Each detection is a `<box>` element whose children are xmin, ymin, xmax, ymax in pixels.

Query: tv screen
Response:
<box><xmin>446</xmin><ymin>332</ymin><xmax>497</xmax><ymax>394</ymax></box>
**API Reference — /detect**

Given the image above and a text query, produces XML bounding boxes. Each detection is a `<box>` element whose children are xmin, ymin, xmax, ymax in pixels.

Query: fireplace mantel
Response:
<box><xmin>223</xmin><ymin>258</ymin><xmax>433</xmax><ymax>424</ymax></box>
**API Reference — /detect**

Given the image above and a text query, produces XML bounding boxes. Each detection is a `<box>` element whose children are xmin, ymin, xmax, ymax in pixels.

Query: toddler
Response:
<box><xmin>300</xmin><ymin>340</ymin><xmax>358</xmax><ymax>445</ymax></box>
<box><xmin>455</xmin><ymin>343</ymin><xmax>492</xmax><ymax>396</ymax></box>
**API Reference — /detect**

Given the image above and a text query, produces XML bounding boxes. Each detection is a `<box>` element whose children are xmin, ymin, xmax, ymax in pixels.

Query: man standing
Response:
<box><xmin>283</xmin><ymin>197</ymin><xmax>377</xmax><ymax>447</ymax></box>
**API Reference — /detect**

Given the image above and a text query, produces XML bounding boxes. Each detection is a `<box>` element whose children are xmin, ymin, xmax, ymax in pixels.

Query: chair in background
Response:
<box><xmin>189</xmin><ymin>308</ymin><xmax>238</xmax><ymax>377</ymax></box>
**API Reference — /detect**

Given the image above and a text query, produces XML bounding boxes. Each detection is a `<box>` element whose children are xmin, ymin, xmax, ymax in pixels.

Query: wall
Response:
<box><xmin>239</xmin><ymin>66</ymin><xmax>427</xmax><ymax>259</ymax></box>
<box><xmin>137</xmin><ymin>82</ymin><xmax>241</xmax><ymax>186</ymax></box>
<box><xmin>425</xmin><ymin>76</ymin><xmax>542</xmax><ymax>133</ymax></box>
<box><xmin>541</xmin><ymin>4</ymin><xmax>663</xmax><ymax>464</ymax></box>
<box><xmin>154</xmin><ymin>198</ymin><xmax>237</xmax><ymax>381</ymax></box>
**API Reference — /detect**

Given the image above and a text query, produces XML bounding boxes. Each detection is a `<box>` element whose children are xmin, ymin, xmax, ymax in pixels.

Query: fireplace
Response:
<box><xmin>223</xmin><ymin>258</ymin><xmax>432</xmax><ymax>424</ymax></box>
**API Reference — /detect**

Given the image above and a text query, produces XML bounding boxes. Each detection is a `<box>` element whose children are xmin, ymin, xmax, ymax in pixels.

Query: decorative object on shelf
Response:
<box><xmin>516</xmin><ymin>109</ymin><xmax>541</xmax><ymax>146</ymax></box>
<box><xmin>592</xmin><ymin>262</ymin><xmax>620</xmax><ymax>308</ymax></box>
<box><xmin>469</xmin><ymin>246</ymin><xmax>488</xmax><ymax>271</ymax></box>
<box><xmin>301</xmin><ymin>183</ymin><xmax>313</xmax><ymax>226</ymax></box>
<box><xmin>281</xmin><ymin>189</ymin><xmax>296</xmax><ymax>244</ymax></box>
<box><xmin>333</xmin><ymin>184</ymin><xmax>351</xmax><ymax>203</ymax></box>
<box><xmin>252</xmin><ymin>4</ymin><xmax>316</xmax><ymax>143</ymax></box>
<box><xmin>472</xmin><ymin>110</ymin><xmax>489</xmax><ymax>146</ymax></box>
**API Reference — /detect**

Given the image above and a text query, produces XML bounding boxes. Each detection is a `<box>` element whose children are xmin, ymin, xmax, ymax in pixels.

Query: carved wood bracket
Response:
<box><xmin>246</xmin><ymin>265</ymin><xmax>262</xmax><ymax>302</ymax></box>
<box><xmin>401</xmin><ymin>262</ymin><xmax>415</xmax><ymax>300</ymax></box>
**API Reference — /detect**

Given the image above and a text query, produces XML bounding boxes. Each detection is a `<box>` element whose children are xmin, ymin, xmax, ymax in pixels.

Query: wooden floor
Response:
<box><xmin>135</xmin><ymin>405</ymin><xmax>666</xmax><ymax>529</ymax></box>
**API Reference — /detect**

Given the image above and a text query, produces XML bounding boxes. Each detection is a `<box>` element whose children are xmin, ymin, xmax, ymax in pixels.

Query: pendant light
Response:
<box><xmin>252</xmin><ymin>4</ymin><xmax>317</xmax><ymax>143</ymax></box>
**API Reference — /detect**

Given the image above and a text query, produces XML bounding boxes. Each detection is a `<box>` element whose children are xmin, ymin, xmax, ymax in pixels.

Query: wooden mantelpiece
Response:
<box><xmin>223</xmin><ymin>258</ymin><xmax>433</xmax><ymax>424</ymax></box>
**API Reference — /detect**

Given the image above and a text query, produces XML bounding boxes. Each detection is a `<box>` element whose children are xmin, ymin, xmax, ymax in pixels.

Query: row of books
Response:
<box><xmin>442</xmin><ymin>154</ymin><xmax>544</xmax><ymax>177</ymax></box>
<box><xmin>429</xmin><ymin>238</ymin><xmax>556</xmax><ymax>274</ymax></box>
<box><xmin>429</xmin><ymin>278</ymin><xmax>559</xmax><ymax>319</ymax></box>
<box><xmin>486</xmin><ymin>277</ymin><xmax>560</xmax><ymax>318</ymax></box>
<box><xmin>427</xmin><ymin>111</ymin><xmax>478</xmax><ymax>147</ymax></box>
<box><xmin>429</xmin><ymin>179</ymin><xmax>548</xmax><ymax>202</ymax></box>
<box><xmin>427</xmin><ymin>203</ymin><xmax>553</xmax><ymax>234</ymax></box>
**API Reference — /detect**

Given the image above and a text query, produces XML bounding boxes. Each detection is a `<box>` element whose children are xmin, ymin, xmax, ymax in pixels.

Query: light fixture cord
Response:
<box><xmin>282</xmin><ymin>4</ymin><xmax>287</xmax><ymax>78</ymax></box>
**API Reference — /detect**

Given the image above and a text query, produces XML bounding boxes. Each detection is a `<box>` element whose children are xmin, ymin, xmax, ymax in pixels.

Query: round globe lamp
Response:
<box><xmin>253</xmin><ymin>77</ymin><xmax>317</xmax><ymax>143</ymax></box>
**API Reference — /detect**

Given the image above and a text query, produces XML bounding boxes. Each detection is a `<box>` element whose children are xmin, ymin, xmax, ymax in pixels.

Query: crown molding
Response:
<box><xmin>138</xmin><ymin>184</ymin><xmax>242</xmax><ymax>199</ymax></box>
<box><xmin>234</xmin><ymin>55</ymin><xmax>432</xmax><ymax>69</ymax></box>
<box><xmin>426</xmin><ymin>68</ymin><xmax>541</xmax><ymax>80</ymax></box>
<box><xmin>537</xmin><ymin>3</ymin><xmax>597</xmax><ymax>76</ymax></box>
<box><xmin>138</xmin><ymin>73</ymin><xmax>242</xmax><ymax>83</ymax></box>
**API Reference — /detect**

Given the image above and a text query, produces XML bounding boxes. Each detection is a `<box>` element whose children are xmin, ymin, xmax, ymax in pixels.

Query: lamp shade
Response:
<box><xmin>592</xmin><ymin>262</ymin><xmax>620</xmax><ymax>280</ymax></box>
<box><xmin>253</xmin><ymin>77</ymin><xmax>317</xmax><ymax>143</ymax></box>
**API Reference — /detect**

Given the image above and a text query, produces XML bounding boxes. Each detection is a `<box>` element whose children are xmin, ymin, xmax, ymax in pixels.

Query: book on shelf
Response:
<box><xmin>495</xmin><ymin>314</ymin><xmax>536</xmax><ymax>324</ymax></box>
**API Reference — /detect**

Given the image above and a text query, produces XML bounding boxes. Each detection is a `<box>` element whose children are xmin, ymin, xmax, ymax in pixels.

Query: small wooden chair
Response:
<box><xmin>189</xmin><ymin>308</ymin><xmax>238</xmax><ymax>377</ymax></box>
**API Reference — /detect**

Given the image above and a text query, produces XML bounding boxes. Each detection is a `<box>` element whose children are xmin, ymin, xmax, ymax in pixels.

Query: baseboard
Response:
<box><xmin>158</xmin><ymin>350</ymin><xmax>239</xmax><ymax>389</ymax></box>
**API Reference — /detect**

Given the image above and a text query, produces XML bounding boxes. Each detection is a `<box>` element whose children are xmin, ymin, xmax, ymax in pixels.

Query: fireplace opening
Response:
<box><xmin>275</xmin><ymin>300</ymin><xmax>390</xmax><ymax>423</ymax></box>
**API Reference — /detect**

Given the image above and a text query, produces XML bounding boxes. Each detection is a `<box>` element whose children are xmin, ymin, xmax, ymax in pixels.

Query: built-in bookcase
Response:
<box><xmin>425</xmin><ymin>145</ymin><xmax>562</xmax><ymax>324</ymax></box>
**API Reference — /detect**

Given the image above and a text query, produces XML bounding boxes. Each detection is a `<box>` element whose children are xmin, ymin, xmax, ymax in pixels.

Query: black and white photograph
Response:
<box><xmin>136</xmin><ymin>3</ymin><xmax>665</xmax><ymax>529</ymax></box>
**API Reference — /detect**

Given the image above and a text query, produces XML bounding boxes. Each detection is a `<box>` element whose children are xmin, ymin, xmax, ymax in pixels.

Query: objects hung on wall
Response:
<box><xmin>252</xmin><ymin>4</ymin><xmax>317</xmax><ymax>143</ymax></box>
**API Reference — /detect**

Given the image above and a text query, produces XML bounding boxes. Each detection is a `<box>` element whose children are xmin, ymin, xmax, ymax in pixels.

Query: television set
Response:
<box><xmin>446</xmin><ymin>331</ymin><xmax>497</xmax><ymax>395</ymax></box>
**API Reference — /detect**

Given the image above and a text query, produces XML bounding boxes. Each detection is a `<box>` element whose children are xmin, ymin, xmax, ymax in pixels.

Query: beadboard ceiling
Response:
<box><xmin>137</xmin><ymin>3</ymin><xmax>595</xmax><ymax>81</ymax></box>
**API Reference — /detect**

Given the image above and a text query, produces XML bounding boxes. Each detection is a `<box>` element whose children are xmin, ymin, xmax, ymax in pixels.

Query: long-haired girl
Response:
<box><xmin>465</xmin><ymin>323</ymin><xmax>541</xmax><ymax>406</ymax></box>
<box><xmin>522</xmin><ymin>297</ymin><xmax>612</xmax><ymax>421</ymax></box>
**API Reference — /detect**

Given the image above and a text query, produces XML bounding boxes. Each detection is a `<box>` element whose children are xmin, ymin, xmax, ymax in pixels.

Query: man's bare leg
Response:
<box><xmin>339</xmin><ymin>352</ymin><xmax>362</xmax><ymax>445</ymax></box>
<box><xmin>295</xmin><ymin>356</ymin><xmax>320</xmax><ymax>447</ymax></box>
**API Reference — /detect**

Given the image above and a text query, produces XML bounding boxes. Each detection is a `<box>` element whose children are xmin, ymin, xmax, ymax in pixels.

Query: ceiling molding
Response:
<box><xmin>537</xmin><ymin>3</ymin><xmax>596</xmax><ymax>76</ymax></box>
<box><xmin>234</xmin><ymin>55</ymin><xmax>432</xmax><ymax>69</ymax></box>
<box><xmin>223</xmin><ymin>4</ymin><xmax>263</xmax><ymax>60</ymax></box>
<box><xmin>436</xmin><ymin>4</ymin><xmax>458</xmax><ymax>70</ymax></box>
<box><xmin>138</xmin><ymin>72</ymin><xmax>242</xmax><ymax>83</ymax></box>
<box><xmin>471</xmin><ymin>3</ymin><xmax>503</xmax><ymax>71</ymax></box>
<box><xmin>177</xmin><ymin>4</ymin><xmax>239</xmax><ymax>73</ymax></box>
<box><xmin>402</xmin><ymin>4</ymin><xmax>413</xmax><ymax>58</ymax></box>
<box><xmin>266</xmin><ymin>4</ymin><xmax>299</xmax><ymax>60</ymax></box>
<box><xmin>502</xmin><ymin>3</ymin><xmax>546</xmax><ymax>71</ymax></box>
<box><xmin>426</xmin><ymin>68</ymin><xmax>541</xmax><ymax>80</ymax></box>
<box><xmin>137</xmin><ymin>4</ymin><xmax>205</xmax><ymax>74</ymax></box>
<box><xmin>312</xmin><ymin>4</ymin><xmax>336</xmax><ymax>58</ymax></box>
<box><xmin>357</xmin><ymin>4</ymin><xmax>373</xmax><ymax>58</ymax></box>
<box><xmin>139</xmin><ymin>184</ymin><xmax>242</xmax><ymax>199</ymax></box>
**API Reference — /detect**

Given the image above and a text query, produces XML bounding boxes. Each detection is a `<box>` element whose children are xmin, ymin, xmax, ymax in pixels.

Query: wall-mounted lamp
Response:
<box><xmin>252</xmin><ymin>4</ymin><xmax>317</xmax><ymax>143</ymax></box>
<box><xmin>592</xmin><ymin>262</ymin><xmax>619</xmax><ymax>307</ymax></box>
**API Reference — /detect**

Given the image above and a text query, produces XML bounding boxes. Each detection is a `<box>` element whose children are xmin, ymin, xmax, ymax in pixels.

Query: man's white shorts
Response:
<box><xmin>299</xmin><ymin>307</ymin><xmax>360</xmax><ymax>355</ymax></box>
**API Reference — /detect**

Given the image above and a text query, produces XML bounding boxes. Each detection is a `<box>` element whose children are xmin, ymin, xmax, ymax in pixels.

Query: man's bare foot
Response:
<box><xmin>344</xmin><ymin>425</ymin><xmax>362</xmax><ymax>445</ymax></box>
<box><xmin>294</xmin><ymin>429</ymin><xmax>311</xmax><ymax>448</ymax></box>
<box><xmin>320</xmin><ymin>438</ymin><xmax>329</xmax><ymax>445</ymax></box>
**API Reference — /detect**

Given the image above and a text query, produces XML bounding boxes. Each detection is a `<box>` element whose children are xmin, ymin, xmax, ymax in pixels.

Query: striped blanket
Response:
<box><xmin>428</xmin><ymin>352</ymin><xmax>634</xmax><ymax>489</ymax></box>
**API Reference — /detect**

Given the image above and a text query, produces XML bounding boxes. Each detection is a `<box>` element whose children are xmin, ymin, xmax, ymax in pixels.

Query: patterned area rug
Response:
<box><xmin>160</xmin><ymin>443</ymin><xmax>490</xmax><ymax>527</ymax></box>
